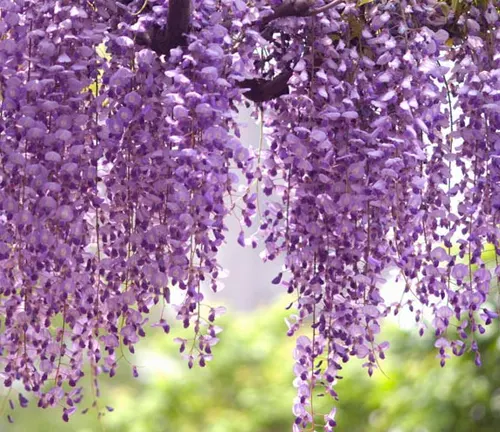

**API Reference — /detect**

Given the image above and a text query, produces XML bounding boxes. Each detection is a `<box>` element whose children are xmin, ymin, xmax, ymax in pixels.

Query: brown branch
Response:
<box><xmin>129</xmin><ymin>0</ymin><xmax>335</xmax><ymax>102</ymax></box>
<box><xmin>239</xmin><ymin>68</ymin><xmax>294</xmax><ymax>103</ymax></box>
<box><xmin>309</xmin><ymin>0</ymin><xmax>345</xmax><ymax>17</ymax></box>
<box><xmin>260</xmin><ymin>0</ymin><xmax>311</xmax><ymax>29</ymax></box>
<box><xmin>149</xmin><ymin>0</ymin><xmax>192</xmax><ymax>56</ymax></box>
<box><xmin>250</xmin><ymin>0</ymin><xmax>347</xmax><ymax>101</ymax></box>
<box><xmin>261</xmin><ymin>0</ymin><xmax>345</xmax><ymax>29</ymax></box>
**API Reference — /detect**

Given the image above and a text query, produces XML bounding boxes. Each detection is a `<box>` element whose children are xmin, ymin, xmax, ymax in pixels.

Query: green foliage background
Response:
<box><xmin>1</xmin><ymin>297</ymin><xmax>500</xmax><ymax>432</ymax></box>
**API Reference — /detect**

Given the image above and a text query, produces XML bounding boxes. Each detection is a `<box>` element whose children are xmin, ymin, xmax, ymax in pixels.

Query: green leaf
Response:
<box><xmin>96</xmin><ymin>42</ymin><xmax>111</xmax><ymax>61</ymax></box>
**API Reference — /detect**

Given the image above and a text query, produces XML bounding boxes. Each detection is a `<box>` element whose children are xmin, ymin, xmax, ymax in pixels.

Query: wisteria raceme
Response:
<box><xmin>0</xmin><ymin>0</ymin><xmax>499</xmax><ymax>430</ymax></box>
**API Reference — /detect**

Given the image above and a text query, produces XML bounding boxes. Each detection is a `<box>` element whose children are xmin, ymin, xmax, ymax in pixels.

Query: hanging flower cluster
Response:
<box><xmin>0</xmin><ymin>0</ymin><xmax>499</xmax><ymax>429</ymax></box>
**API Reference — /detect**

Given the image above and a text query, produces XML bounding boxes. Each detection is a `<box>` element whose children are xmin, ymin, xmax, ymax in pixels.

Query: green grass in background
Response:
<box><xmin>1</xmin><ymin>298</ymin><xmax>500</xmax><ymax>432</ymax></box>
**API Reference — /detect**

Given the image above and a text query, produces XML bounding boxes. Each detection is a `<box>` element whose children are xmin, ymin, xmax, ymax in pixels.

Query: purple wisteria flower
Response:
<box><xmin>0</xmin><ymin>0</ymin><xmax>499</xmax><ymax>430</ymax></box>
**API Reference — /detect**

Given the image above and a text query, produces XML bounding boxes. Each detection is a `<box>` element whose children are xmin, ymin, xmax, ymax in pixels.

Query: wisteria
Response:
<box><xmin>0</xmin><ymin>0</ymin><xmax>499</xmax><ymax>430</ymax></box>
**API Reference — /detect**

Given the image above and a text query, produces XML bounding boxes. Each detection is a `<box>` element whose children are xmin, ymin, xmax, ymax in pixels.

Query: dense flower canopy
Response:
<box><xmin>0</xmin><ymin>0</ymin><xmax>499</xmax><ymax>429</ymax></box>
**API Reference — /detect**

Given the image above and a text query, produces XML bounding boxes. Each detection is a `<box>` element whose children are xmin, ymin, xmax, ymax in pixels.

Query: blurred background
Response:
<box><xmin>1</xmin><ymin>295</ymin><xmax>500</xmax><ymax>432</ymax></box>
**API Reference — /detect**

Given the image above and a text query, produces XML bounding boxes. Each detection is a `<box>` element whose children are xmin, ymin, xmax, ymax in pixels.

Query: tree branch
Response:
<box><xmin>238</xmin><ymin>69</ymin><xmax>294</xmax><ymax>103</ymax></box>
<box><xmin>131</xmin><ymin>0</ymin><xmax>331</xmax><ymax>102</ymax></box>
<box><xmin>260</xmin><ymin>0</ymin><xmax>311</xmax><ymax>29</ymax></box>
<box><xmin>261</xmin><ymin>0</ymin><xmax>345</xmax><ymax>29</ymax></box>
<box><xmin>308</xmin><ymin>0</ymin><xmax>345</xmax><ymax>17</ymax></box>
<box><xmin>149</xmin><ymin>0</ymin><xmax>192</xmax><ymax>56</ymax></box>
